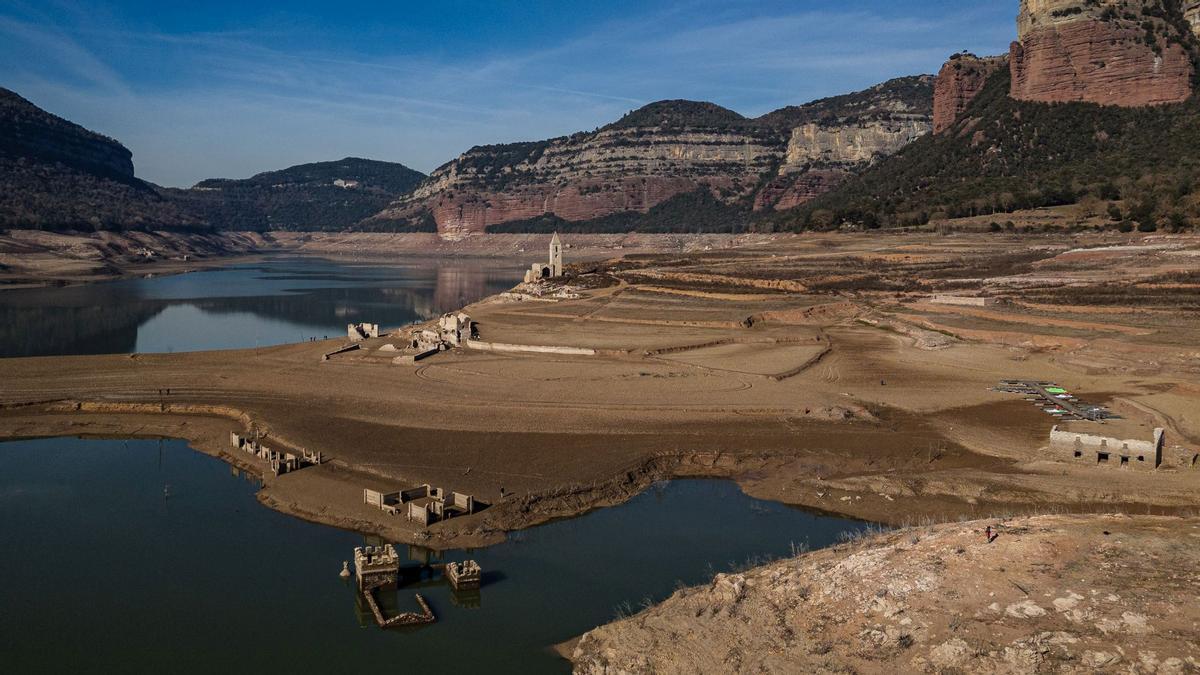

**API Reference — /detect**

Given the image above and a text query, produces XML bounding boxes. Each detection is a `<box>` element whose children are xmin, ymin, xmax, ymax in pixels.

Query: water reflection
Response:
<box><xmin>0</xmin><ymin>437</ymin><xmax>870</xmax><ymax>673</ymax></box>
<box><xmin>0</xmin><ymin>257</ymin><xmax>521</xmax><ymax>357</ymax></box>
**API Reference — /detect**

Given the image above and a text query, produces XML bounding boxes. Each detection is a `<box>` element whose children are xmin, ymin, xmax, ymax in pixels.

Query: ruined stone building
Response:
<box><xmin>1051</xmin><ymin>425</ymin><xmax>1165</xmax><ymax>470</ymax></box>
<box><xmin>524</xmin><ymin>232</ymin><xmax>564</xmax><ymax>283</ymax></box>
<box><xmin>353</xmin><ymin>544</ymin><xmax>400</xmax><ymax>590</ymax></box>
<box><xmin>437</xmin><ymin>312</ymin><xmax>472</xmax><ymax>346</ymax></box>
<box><xmin>347</xmin><ymin>323</ymin><xmax>381</xmax><ymax>342</ymax></box>
<box><xmin>363</xmin><ymin>483</ymin><xmax>478</xmax><ymax>526</ymax></box>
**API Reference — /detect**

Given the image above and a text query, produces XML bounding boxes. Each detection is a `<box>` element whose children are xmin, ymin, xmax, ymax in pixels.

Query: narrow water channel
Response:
<box><xmin>0</xmin><ymin>437</ymin><xmax>869</xmax><ymax>672</ymax></box>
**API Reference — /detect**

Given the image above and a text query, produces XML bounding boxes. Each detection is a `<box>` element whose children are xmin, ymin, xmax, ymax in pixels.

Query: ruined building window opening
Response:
<box><xmin>1120</xmin><ymin>456</ymin><xmax>1129</xmax><ymax>467</ymax></box>
<box><xmin>1097</xmin><ymin>452</ymin><xmax>1109</xmax><ymax>464</ymax></box>
<box><xmin>1073</xmin><ymin>450</ymin><xmax>1082</xmax><ymax>458</ymax></box>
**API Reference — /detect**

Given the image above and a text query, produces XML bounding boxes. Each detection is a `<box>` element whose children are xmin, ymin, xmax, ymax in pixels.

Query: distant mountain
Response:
<box><xmin>0</xmin><ymin>87</ymin><xmax>426</xmax><ymax>232</ymax></box>
<box><xmin>602</xmin><ymin>100</ymin><xmax>756</xmax><ymax>131</ymax></box>
<box><xmin>770</xmin><ymin>0</ymin><xmax>1200</xmax><ymax>232</ymax></box>
<box><xmin>0</xmin><ymin>87</ymin><xmax>201</xmax><ymax>231</ymax></box>
<box><xmin>168</xmin><ymin>158</ymin><xmax>428</xmax><ymax>232</ymax></box>
<box><xmin>367</xmin><ymin>76</ymin><xmax>934</xmax><ymax>238</ymax></box>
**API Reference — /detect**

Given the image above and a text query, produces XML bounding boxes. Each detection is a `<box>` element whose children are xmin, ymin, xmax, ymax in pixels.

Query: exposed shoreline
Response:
<box><xmin>1</xmin><ymin>232</ymin><xmax>1196</xmax><ymax>553</ymax></box>
<box><xmin>3</xmin><ymin>230</ymin><xmax>1198</xmax><ymax>674</ymax></box>
<box><xmin>0</xmin><ymin>229</ymin><xmax>781</xmax><ymax>289</ymax></box>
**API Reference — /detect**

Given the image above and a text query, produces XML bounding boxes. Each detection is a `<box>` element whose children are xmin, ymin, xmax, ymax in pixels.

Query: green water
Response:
<box><xmin>0</xmin><ymin>437</ymin><xmax>869</xmax><ymax>673</ymax></box>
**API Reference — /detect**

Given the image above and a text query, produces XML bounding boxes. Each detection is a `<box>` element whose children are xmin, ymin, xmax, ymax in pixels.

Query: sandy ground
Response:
<box><xmin>569</xmin><ymin>513</ymin><xmax>1200</xmax><ymax>673</ymax></box>
<box><xmin>1</xmin><ymin>231</ymin><xmax>1196</xmax><ymax>553</ymax></box>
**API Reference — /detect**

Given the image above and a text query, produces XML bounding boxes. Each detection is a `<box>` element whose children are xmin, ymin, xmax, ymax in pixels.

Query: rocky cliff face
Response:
<box><xmin>1009</xmin><ymin>0</ymin><xmax>1199</xmax><ymax>107</ymax></box>
<box><xmin>370</xmin><ymin>77</ymin><xmax>933</xmax><ymax>237</ymax></box>
<box><xmin>934</xmin><ymin>53</ymin><xmax>1008</xmax><ymax>134</ymax></box>
<box><xmin>0</xmin><ymin>88</ymin><xmax>133</xmax><ymax>177</ymax></box>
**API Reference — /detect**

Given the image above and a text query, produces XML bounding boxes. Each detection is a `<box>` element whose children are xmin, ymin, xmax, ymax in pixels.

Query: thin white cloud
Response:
<box><xmin>0</xmin><ymin>2</ymin><xmax>1015</xmax><ymax>187</ymax></box>
<box><xmin>0</xmin><ymin>16</ymin><xmax>130</xmax><ymax>95</ymax></box>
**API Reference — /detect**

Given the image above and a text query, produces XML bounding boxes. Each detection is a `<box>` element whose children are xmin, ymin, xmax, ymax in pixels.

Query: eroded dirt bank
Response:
<box><xmin>0</xmin><ymin>229</ymin><xmax>272</xmax><ymax>287</ymax></box>
<box><xmin>570</xmin><ymin>514</ymin><xmax>1200</xmax><ymax>674</ymax></box>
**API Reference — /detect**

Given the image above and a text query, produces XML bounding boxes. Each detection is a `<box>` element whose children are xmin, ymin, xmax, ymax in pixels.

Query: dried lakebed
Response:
<box><xmin>0</xmin><ymin>437</ymin><xmax>869</xmax><ymax>672</ymax></box>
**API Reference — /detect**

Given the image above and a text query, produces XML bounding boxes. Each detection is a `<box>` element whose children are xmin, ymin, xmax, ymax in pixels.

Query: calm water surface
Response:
<box><xmin>0</xmin><ymin>258</ymin><xmax>871</xmax><ymax>670</ymax></box>
<box><xmin>0</xmin><ymin>256</ymin><xmax>520</xmax><ymax>357</ymax></box>
<box><xmin>0</xmin><ymin>437</ymin><xmax>869</xmax><ymax>673</ymax></box>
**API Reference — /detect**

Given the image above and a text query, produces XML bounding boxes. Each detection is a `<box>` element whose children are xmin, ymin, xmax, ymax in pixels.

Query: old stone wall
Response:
<box><xmin>465</xmin><ymin>339</ymin><xmax>596</xmax><ymax>356</ymax></box>
<box><xmin>931</xmin><ymin>294</ymin><xmax>999</xmax><ymax>307</ymax></box>
<box><xmin>1050</xmin><ymin>425</ymin><xmax>1164</xmax><ymax>468</ymax></box>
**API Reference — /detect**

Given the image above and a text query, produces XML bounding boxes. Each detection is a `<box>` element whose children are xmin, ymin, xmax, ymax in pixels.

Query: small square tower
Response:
<box><xmin>550</xmin><ymin>232</ymin><xmax>563</xmax><ymax>278</ymax></box>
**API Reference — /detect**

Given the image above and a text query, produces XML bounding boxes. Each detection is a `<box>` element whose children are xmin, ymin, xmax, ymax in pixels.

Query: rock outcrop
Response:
<box><xmin>1009</xmin><ymin>0</ymin><xmax>1198</xmax><ymax>107</ymax></box>
<box><xmin>369</xmin><ymin>77</ymin><xmax>934</xmax><ymax>238</ymax></box>
<box><xmin>933</xmin><ymin>53</ymin><xmax>1008</xmax><ymax>134</ymax></box>
<box><xmin>572</xmin><ymin>515</ymin><xmax>1200</xmax><ymax>674</ymax></box>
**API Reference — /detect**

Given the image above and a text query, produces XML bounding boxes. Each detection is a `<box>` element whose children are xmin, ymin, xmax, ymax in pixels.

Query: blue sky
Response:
<box><xmin>0</xmin><ymin>1</ymin><xmax>1016</xmax><ymax>187</ymax></box>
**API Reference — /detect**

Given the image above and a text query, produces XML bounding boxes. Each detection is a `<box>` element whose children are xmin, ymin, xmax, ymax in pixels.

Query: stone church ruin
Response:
<box><xmin>524</xmin><ymin>232</ymin><xmax>564</xmax><ymax>283</ymax></box>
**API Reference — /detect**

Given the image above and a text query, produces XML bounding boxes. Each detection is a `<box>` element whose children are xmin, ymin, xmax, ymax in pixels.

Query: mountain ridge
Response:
<box><xmin>173</xmin><ymin>157</ymin><xmax>427</xmax><ymax>232</ymax></box>
<box><xmin>368</xmin><ymin>75</ymin><xmax>935</xmax><ymax>238</ymax></box>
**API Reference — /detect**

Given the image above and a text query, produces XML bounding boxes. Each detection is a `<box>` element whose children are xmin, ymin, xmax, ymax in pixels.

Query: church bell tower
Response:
<box><xmin>549</xmin><ymin>232</ymin><xmax>563</xmax><ymax>277</ymax></box>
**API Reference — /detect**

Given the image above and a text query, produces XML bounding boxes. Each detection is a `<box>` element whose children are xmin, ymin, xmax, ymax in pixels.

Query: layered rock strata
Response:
<box><xmin>933</xmin><ymin>53</ymin><xmax>1008</xmax><ymax>134</ymax></box>
<box><xmin>370</xmin><ymin>77</ymin><xmax>934</xmax><ymax>237</ymax></box>
<box><xmin>1009</xmin><ymin>0</ymin><xmax>1197</xmax><ymax>107</ymax></box>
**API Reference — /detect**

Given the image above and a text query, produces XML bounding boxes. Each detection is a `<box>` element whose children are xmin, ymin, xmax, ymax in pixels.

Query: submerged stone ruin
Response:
<box><xmin>352</xmin><ymin>544</ymin><xmax>437</xmax><ymax>629</ymax></box>
<box><xmin>348</xmin><ymin>545</ymin><xmax>483</xmax><ymax>630</ymax></box>
<box><xmin>445</xmin><ymin>560</ymin><xmax>481</xmax><ymax>590</ymax></box>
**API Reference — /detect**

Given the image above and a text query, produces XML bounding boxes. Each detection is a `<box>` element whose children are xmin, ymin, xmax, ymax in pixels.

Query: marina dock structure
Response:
<box><xmin>993</xmin><ymin>380</ymin><xmax>1117</xmax><ymax>422</ymax></box>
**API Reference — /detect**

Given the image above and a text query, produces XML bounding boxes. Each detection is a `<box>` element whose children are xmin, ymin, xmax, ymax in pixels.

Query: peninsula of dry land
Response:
<box><xmin>1</xmin><ymin>231</ymin><xmax>1196</xmax><ymax>551</ymax></box>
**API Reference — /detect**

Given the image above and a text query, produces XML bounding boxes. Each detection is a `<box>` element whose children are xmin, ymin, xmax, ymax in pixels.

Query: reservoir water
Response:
<box><xmin>0</xmin><ymin>437</ymin><xmax>869</xmax><ymax>673</ymax></box>
<box><xmin>0</xmin><ymin>257</ymin><xmax>870</xmax><ymax>670</ymax></box>
<box><xmin>0</xmin><ymin>256</ymin><xmax>520</xmax><ymax>357</ymax></box>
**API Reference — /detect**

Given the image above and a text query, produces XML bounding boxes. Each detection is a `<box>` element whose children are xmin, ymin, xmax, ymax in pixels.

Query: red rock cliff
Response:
<box><xmin>933</xmin><ymin>54</ymin><xmax>1007</xmax><ymax>134</ymax></box>
<box><xmin>1009</xmin><ymin>0</ymin><xmax>1196</xmax><ymax>107</ymax></box>
<box><xmin>368</xmin><ymin>77</ymin><xmax>934</xmax><ymax>237</ymax></box>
